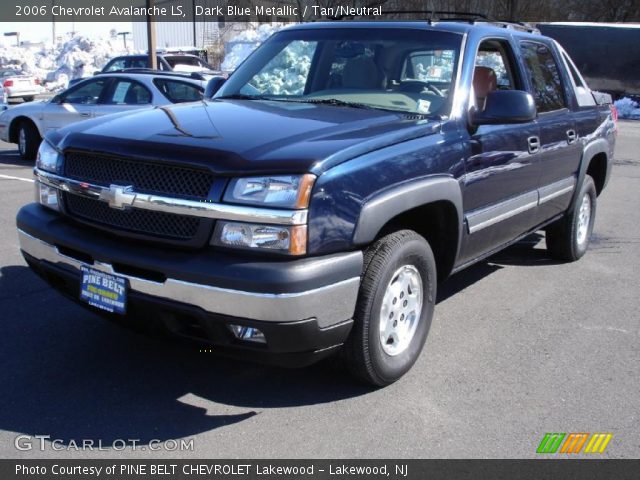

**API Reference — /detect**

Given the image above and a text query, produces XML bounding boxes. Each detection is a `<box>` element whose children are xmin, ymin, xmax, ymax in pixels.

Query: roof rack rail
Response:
<box><xmin>488</xmin><ymin>20</ymin><xmax>540</xmax><ymax>33</ymax></box>
<box><xmin>328</xmin><ymin>9</ymin><xmax>539</xmax><ymax>33</ymax></box>
<box><xmin>98</xmin><ymin>68</ymin><xmax>208</xmax><ymax>81</ymax></box>
<box><xmin>328</xmin><ymin>9</ymin><xmax>488</xmax><ymax>21</ymax></box>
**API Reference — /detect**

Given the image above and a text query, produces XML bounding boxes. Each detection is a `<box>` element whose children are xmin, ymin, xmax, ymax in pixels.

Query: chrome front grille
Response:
<box><xmin>64</xmin><ymin>193</ymin><xmax>201</xmax><ymax>240</ymax></box>
<box><xmin>64</xmin><ymin>152</ymin><xmax>214</xmax><ymax>200</ymax></box>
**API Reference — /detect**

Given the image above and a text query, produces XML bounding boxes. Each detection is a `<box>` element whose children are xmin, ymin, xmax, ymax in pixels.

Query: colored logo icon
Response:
<box><xmin>537</xmin><ymin>433</ymin><xmax>613</xmax><ymax>454</ymax></box>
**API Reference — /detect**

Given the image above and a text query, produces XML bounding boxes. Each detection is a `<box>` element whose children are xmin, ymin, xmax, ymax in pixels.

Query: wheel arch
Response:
<box><xmin>9</xmin><ymin>116</ymin><xmax>43</xmax><ymax>144</ymax></box>
<box><xmin>574</xmin><ymin>138</ymin><xmax>611</xmax><ymax>203</ymax></box>
<box><xmin>353</xmin><ymin>176</ymin><xmax>463</xmax><ymax>281</ymax></box>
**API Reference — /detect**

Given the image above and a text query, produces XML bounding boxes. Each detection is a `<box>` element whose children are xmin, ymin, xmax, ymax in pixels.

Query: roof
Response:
<box><xmin>88</xmin><ymin>71</ymin><xmax>206</xmax><ymax>83</ymax></box>
<box><xmin>285</xmin><ymin>20</ymin><xmax>544</xmax><ymax>38</ymax></box>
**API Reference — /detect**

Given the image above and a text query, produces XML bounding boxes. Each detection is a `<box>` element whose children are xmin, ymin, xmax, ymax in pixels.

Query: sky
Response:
<box><xmin>0</xmin><ymin>22</ymin><xmax>133</xmax><ymax>45</ymax></box>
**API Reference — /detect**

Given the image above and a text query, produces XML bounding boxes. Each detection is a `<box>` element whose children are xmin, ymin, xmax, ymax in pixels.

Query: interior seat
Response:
<box><xmin>342</xmin><ymin>57</ymin><xmax>384</xmax><ymax>89</ymax></box>
<box><xmin>472</xmin><ymin>66</ymin><xmax>497</xmax><ymax>110</ymax></box>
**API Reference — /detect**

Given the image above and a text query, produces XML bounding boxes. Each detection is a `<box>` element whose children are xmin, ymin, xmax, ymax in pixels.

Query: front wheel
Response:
<box><xmin>17</xmin><ymin>120</ymin><xmax>41</xmax><ymax>161</ymax></box>
<box><xmin>546</xmin><ymin>175</ymin><xmax>597</xmax><ymax>261</ymax></box>
<box><xmin>343</xmin><ymin>230</ymin><xmax>436</xmax><ymax>387</ymax></box>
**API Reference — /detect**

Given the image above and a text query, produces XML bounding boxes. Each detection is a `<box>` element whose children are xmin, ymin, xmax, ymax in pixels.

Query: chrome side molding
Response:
<box><xmin>466</xmin><ymin>176</ymin><xmax>576</xmax><ymax>234</ymax></box>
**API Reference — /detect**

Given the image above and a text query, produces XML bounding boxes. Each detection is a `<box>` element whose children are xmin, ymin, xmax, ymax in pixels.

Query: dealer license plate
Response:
<box><xmin>80</xmin><ymin>266</ymin><xmax>127</xmax><ymax>314</ymax></box>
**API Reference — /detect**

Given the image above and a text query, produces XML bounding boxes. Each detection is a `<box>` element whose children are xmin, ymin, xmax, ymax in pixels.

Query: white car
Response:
<box><xmin>0</xmin><ymin>71</ymin><xmax>207</xmax><ymax>160</ymax></box>
<box><xmin>0</xmin><ymin>68</ymin><xmax>42</xmax><ymax>102</ymax></box>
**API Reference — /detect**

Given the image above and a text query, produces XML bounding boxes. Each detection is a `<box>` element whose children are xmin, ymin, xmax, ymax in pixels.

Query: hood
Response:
<box><xmin>51</xmin><ymin>99</ymin><xmax>440</xmax><ymax>175</ymax></box>
<box><xmin>2</xmin><ymin>99</ymin><xmax>46</xmax><ymax>116</ymax></box>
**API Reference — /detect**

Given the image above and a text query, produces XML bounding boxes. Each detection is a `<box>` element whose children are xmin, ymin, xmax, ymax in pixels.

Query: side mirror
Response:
<box><xmin>50</xmin><ymin>94</ymin><xmax>62</xmax><ymax>104</ymax></box>
<box><xmin>205</xmin><ymin>76</ymin><xmax>226</xmax><ymax>98</ymax></box>
<box><xmin>93</xmin><ymin>71</ymin><xmax>101</xmax><ymax>76</ymax></box>
<box><xmin>471</xmin><ymin>90</ymin><xmax>536</xmax><ymax>126</ymax></box>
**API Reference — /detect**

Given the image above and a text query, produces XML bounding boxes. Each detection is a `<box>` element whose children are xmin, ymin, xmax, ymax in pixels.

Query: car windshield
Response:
<box><xmin>0</xmin><ymin>69</ymin><xmax>21</xmax><ymax>77</ymax></box>
<box><xmin>216</xmin><ymin>27</ymin><xmax>462</xmax><ymax>116</ymax></box>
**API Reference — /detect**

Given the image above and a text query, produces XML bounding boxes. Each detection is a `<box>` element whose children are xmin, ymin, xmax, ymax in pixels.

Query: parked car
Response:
<box><xmin>67</xmin><ymin>54</ymin><xmax>224</xmax><ymax>87</ymax></box>
<box><xmin>0</xmin><ymin>68</ymin><xmax>42</xmax><ymax>102</ymax></box>
<box><xmin>0</xmin><ymin>71</ymin><xmax>207</xmax><ymax>159</ymax></box>
<box><xmin>17</xmin><ymin>20</ymin><xmax>615</xmax><ymax>386</ymax></box>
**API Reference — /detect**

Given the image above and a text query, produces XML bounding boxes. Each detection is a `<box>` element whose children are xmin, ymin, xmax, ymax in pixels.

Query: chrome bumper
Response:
<box><xmin>18</xmin><ymin>229</ymin><xmax>360</xmax><ymax>327</ymax></box>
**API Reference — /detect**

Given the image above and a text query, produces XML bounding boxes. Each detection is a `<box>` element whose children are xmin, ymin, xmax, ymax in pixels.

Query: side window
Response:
<box><xmin>104</xmin><ymin>59</ymin><xmax>125</xmax><ymax>72</ymax></box>
<box><xmin>472</xmin><ymin>40</ymin><xmax>519</xmax><ymax>110</ymax></box>
<box><xmin>154</xmin><ymin>79</ymin><xmax>203</xmax><ymax>103</ymax></box>
<box><xmin>105</xmin><ymin>80</ymin><xmax>151</xmax><ymax>105</ymax></box>
<box><xmin>562</xmin><ymin>52</ymin><xmax>584</xmax><ymax>88</ymax></box>
<box><xmin>240</xmin><ymin>40</ymin><xmax>317</xmax><ymax>95</ymax></box>
<box><xmin>62</xmin><ymin>79</ymin><xmax>107</xmax><ymax>104</ymax></box>
<box><xmin>519</xmin><ymin>41</ymin><xmax>566</xmax><ymax>113</ymax></box>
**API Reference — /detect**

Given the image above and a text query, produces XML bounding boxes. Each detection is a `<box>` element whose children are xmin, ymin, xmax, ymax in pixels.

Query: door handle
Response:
<box><xmin>80</xmin><ymin>112</ymin><xmax>91</xmax><ymax>117</ymax></box>
<box><xmin>566</xmin><ymin>129</ymin><xmax>577</xmax><ymax>144</ymax></box>
<box><xmin>527</xmin><ymin>136</ymin><xmax>540</xmax><ymax>154</ymax></box>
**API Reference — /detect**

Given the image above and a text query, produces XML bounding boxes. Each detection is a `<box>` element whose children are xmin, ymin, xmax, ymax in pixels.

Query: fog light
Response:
<box><xmin>228</xmin><ymin>324</ymin><xmax>266</xmax><ymax>344</ymax></box>
<box><xmin>36</xmin><ymin>182</ymin><xmax>59</xmax><ymax>211</ymax></box>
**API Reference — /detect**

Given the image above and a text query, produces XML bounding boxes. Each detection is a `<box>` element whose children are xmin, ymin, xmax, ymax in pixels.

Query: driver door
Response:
<box><xmin>40</xmin><ymin>78</ymin><xmax>111</xmax><ymax>133</ymax></box>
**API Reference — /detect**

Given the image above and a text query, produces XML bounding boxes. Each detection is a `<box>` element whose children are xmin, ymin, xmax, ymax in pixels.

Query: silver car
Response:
<box><xmin>0</xmin><ymin>71</ymin><xmax>207</xmax><ymax>159</ymax></box>
<box><xmin>0</xmin><ymin>68</ymin><xmax>43</xmax><ymax>103</ymax></box>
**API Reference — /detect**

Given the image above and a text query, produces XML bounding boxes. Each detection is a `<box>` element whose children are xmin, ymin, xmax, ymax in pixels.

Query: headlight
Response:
<box><xmin>36</xmin><ymin>141</ymin><xmax>62</xmax><ymax>173</ymax></box>
<box><xmin>212</xmin><ymin>221</ymin><xmax>307</xmax><ymax>255</ymax></box>
<box><xmin>223</xmin><ymin>174</ymin><xmax>315</xmax><ymax>209</ymax></box>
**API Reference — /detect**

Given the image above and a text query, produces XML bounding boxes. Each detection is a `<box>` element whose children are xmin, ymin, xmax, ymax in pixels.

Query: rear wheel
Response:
<box><xmin>17</xmin><ymin>120</ymin><xmax>41</xmax><ymax>161</ymax></box>
<box><xmin>546</xmin><ymin>175</ymin><xmax>597</xmax><ymax>261</ymax></box>
<box><xmin>343</xmin><ymin>230</ymin><xmax>436</xmax><ymax>387</ymax></box>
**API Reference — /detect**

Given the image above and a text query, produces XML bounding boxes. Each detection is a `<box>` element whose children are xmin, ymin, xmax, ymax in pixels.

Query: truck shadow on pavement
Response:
<box><xmin>0</xmin><ymin>149</ymin><xmax>29</xmax><ymax>168</ymax></box>
<box><xmin>0</xmin><ymin>264</ymin><xmax>372</xmax><ymax>448</ymax></box>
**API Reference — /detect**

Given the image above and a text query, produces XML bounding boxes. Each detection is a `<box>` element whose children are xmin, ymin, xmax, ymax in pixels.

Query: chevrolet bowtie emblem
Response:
<box><xmin>100</xmin><ymin>185</ymin><xmax>136</xmax><ymax>210</ymax></box>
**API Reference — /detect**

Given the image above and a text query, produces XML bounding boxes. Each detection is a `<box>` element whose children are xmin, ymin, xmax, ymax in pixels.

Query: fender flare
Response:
<box><xmin>571</xmin><ymin>138</ymin><xmax>610</xmax><ymax>208</ymax></box>
<box><xmin>352</xmin><ymin>175</ymin><xmax>464</xmax><ymax>252</ymax></box>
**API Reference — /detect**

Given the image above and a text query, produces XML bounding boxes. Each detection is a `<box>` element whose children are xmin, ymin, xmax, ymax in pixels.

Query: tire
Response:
<box><xmin>17</xmin><ymin>120</ymin><xmax>41</xmax><ymax>161</ymax></box>
<box><xmin>22</xmin><ymin>96</ymin><xmax>35</xmax><ymax>102</ymax></box>
<box><xmin>343</xmin><ymin>230</ymin><xmax>437</xmax><ymax>387</ymax></box>
<box><xmin>546</xmin><ymin>175</ymin><xmax>597</xmax><ymax>262</ymax></box>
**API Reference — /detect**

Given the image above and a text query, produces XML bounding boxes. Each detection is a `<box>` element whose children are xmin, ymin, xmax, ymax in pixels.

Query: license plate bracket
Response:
<box><xmin>80</xmin><ymin>266</ymin><xmax>127</xmax><ymax>315</ymax></box>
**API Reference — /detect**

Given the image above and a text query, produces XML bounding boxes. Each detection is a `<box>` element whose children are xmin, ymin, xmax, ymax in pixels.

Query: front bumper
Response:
<box><xmin>17</xmin><ymin>203</ymin><xmax>363</xmax><ymax>366</ymax></box>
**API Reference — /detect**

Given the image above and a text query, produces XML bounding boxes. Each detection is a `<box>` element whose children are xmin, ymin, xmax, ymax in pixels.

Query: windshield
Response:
<box><xmin>217</xmin><ymin>27</ymin><xmax>462</xmax><ymax>116</ymax></box>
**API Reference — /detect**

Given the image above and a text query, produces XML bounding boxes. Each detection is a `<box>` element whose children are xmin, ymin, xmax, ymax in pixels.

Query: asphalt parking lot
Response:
<box><xmin>0</xmin><ymin>121</ymin><xmax>638</xmax><ymax>459</ymax></box>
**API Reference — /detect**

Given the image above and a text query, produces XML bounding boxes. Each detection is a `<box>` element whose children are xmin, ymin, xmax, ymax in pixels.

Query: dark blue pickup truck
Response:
<box><xmin>17</xmin><ymin>21</ymin><xmax>616</xmax><ymax>386</ymax></box>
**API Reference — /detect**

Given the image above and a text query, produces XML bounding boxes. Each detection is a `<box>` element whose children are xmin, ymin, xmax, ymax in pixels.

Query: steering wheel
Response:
<box><xmin>397</xmin><ymin>80</ymin><xmax>444</xmax><ymax>97</ymax></box>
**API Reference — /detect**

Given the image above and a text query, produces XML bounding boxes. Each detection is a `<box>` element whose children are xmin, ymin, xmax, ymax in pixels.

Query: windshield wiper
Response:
<box><xmin>215</xmin><ymin>93</ymin><xmax>273</xmax><ymax>101</ymax></box>
<box><xmin>296</xmin><ymin>98</ymin><xmax>376</xmax><ymax>110</ymax></box>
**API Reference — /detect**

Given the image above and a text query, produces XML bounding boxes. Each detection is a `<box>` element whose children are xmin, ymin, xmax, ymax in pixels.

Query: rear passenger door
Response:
<box><xmin>519</xmin><ymin>41</ymin><xmax>582</xmax><ymax>222</ymax></box>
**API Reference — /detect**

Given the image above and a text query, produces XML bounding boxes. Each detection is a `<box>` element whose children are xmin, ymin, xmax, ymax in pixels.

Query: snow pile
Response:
<box><xmin>243</xmin><ymin>41</ymin><xmax>314</xmax><ymax>95</ymax></box>
<box><xmin>614</xmin><ymin>97</ymin><xmax>640</xmax><ymax>120</ymax></box>
<box><xmin>0</xmin><ymin>35</ymin><xmax>131</xmax><ymax>91</ymax></box>
<box><xmin>221</xmin><ymin>24</ymin><xmax>282</xmax><ymax>72</ymax></box>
